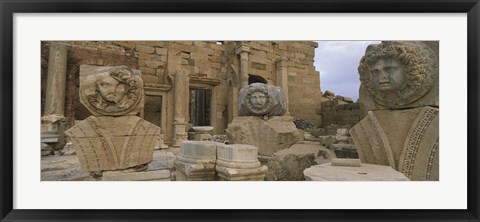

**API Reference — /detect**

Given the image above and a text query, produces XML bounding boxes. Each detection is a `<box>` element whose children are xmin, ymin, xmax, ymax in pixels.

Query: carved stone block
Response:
<box><xmin>349</xmin><ymin>107</ymin><xmax>439</xmax><ymax>181</ymax></box>
<box><xmin>216</xmin><ymin>144</ymin><xmax>267</xmax><ymax>181</ymax></box>
<box><xmin>174</xmin><ymin>141</ymin><xmax>218</xmax><ymax>181</ymax></box>
<box><xmin>226</xmin><ymin>116</ymin><xmax>303</xmax><ymax>156</ymax></box>
<box><xmin>358</xmin><ymin>41</ymin><xmax>438</xmax><ymax>110</ymax></box>
<box><xmin>64</xmin><ymin>116</ymin><xmax>160</xmax><ymax>172</ymax></box>
<box><xmin>79</xmin><ymin>65</ymin><xmax>144</xmax><ymax>116</ymax></box>
<box><xmin>238</xmin><ymin>83</ymin><xmax>286</xmax><ymax>117</ymax></box>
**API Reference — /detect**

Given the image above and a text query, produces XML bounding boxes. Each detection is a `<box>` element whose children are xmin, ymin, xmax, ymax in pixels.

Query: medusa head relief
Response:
<box><xmin>239</xmin><ymin>83</ymin><xmax>286</xmax><ymax>117</ymax></box>
<box><xmin>80</xmin><ymin>65</ymin><xmax>143</xmax><ymax>116</ymax></box>
<box><xmin>358</xmin><ymin>41</ymin><xmax>438</xmax><ymax>108</ymax></box>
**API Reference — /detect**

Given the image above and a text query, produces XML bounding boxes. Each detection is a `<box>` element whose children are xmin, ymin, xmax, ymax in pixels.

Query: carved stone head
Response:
<box><xmin>358</xmin><ymin>41</ymin><xmax>438</xmax><ymax>108</ymax></box>
<box><xmin>239</xmin><ymin>83</ymin><xmax>286</xmax><ymax>117</ymax></box>
<box><xmin>80</xmin><ymin>65</ymin><xmax>143</xmax><ymax>116</ymax></box>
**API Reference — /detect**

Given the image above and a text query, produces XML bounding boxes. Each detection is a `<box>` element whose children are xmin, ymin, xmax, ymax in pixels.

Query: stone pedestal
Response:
<box><xmin>350</xmin><ymin>107</ymin><xmax>439</xmax><ymax>181</ymax></box>
<box><xmin>330</xmin><ymin>144</ymin><xmax>358</xmax><ymax>159</ymax></box>
<box><xmin>304</xmin><ymin>163</ymin><xmax>410</xmax><ymax>181</ymax></box>
<box><xmin>188</xmin><ymin>126</ymin><xmax>214</xmax><ymax>141</ymax></box>
<box><xmin>174</xmin><ymin>141</ymin><xmax>218</xmax><ymax>181</ymax></box>
<box><xmin>65</xmin><ymin>116</ymin><xmax>160</xmax><ymax>172</ymax></box>
<box><xmin>173</xmin><ymin>121</ymin><xmax>188</xmax><ymax>147</ymax></box>
<box><xmin>226</xmin><ymin>116</ymin><xmax>303</xmax><ymax>156</ymax></box>
<box><xmin>216</xmin><ymin>144</ymin><xmax>267</xmax><ymax>181</ymax></box>
<box><xmin>41</xmin><ymin>114</ymin><xmax>68</xmax><ymax>151</ymax></box>
<box><xmin>154</xmin><ymin>133</ymin><xmax>169</xmax><ymax>150</ymax></box>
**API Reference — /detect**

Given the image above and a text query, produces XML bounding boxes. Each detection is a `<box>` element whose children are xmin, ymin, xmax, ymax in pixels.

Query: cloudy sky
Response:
<box><xmin>314</xmin><ymin>41</ymin><xmax>381</xmax><ymax>101</ymax></box>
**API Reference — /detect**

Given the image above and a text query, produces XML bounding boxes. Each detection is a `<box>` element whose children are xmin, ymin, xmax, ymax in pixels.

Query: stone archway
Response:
<box><xmin>248</xmin><ymin>74</ymin><xmax>267</xmax><ymax>85</ymax></box>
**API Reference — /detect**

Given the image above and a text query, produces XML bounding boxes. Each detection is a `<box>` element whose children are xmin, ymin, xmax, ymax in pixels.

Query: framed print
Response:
<box><xmin>1</xmin><ymin>0</ymin><xmax>479</xmax><ymax>221</ymax></box>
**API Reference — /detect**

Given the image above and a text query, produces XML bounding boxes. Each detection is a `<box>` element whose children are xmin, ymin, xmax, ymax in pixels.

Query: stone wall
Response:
<box><xmin>320</xmin><ymin>92</ymin><xmax>362</xmax><ymax>128</ymax></box>
<box><xmin>321</xmin><ymin>100</ymin><xmax>362</xmax><ymax>127</ymax></box>
<box><xmin>41</xmin><ymin>41</ymin><xmax>322</xmax><ymax>145</ymax></box>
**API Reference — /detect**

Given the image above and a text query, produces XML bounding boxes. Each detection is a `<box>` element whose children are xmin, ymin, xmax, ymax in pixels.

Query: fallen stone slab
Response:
<box><xmin>303</xmin><ymin>163</ymin><xmax>410</xmax><ymax>181</ymax></box>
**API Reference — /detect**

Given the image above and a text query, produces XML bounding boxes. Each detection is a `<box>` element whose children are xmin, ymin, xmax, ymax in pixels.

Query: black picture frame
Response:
<box><xmin>1</xmin><ymin>0</ymin><xmax>479</xmax><ymax>221</ymax></box>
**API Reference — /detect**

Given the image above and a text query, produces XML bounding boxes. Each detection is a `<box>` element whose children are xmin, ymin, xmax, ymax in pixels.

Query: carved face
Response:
<box><xmin>369</xmin><ymin>58</ymin><xmax>408</xmax><ymax>93</ymax></box>
<box><xmin>250</xmin><ymin>91</ymin><xmax>267</xmax><ymax>108</ymax></box>
<box><xmin>96</xmin><ymin>74</ymin><xmax>127</xmax><ymax>103</ymax></box>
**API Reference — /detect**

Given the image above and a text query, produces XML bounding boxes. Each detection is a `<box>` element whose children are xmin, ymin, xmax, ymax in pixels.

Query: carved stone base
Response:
<box><xmin>173</xmin><ymin>122</ymin><xmax>188</xmax><ymax>147</ymax></box>
<box><xmin>174</xmin><ymin>141</ymin><xmax>218</xmax><ymax>181</ymax></box>
<box><xmin>65</xmin><ymin>116</ymin><xmax>160</xmax><ymax>172</ymax></box>
<box><xmin>226</xmin><ymin>116</ymin><xmax>303</xmax><ymax>156</ymax></box>
<box><xmin>215</xmin><ymin>144</ymin><xmax>267</xmax><ymax>181</ymax></box>
<box><xmin>349</xmin><ymin>106</ymin><xmax>439</xmax><ymax>181</ymax></box>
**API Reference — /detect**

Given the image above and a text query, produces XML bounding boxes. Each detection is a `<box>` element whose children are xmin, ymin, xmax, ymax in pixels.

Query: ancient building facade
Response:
<box><xmin>41</xmin><ymin>41</ymin><xmax>322</xmax><ymax>146</ymax></box>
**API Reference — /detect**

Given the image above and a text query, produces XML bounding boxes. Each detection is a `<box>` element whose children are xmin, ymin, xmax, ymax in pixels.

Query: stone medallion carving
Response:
<box><xmin>358</xmin><ymin>41</ymin><xmax>438</xmax><ymax>108</ymax></box>
<box><xmin>239</xmin><ymin>83</ymin><xmax>286</xmax><ymax>117</ymax></box>
<box><xmin>80</xmin><ymin>65</ymin><xmax>143</xmax><ymax>116</ymax></box>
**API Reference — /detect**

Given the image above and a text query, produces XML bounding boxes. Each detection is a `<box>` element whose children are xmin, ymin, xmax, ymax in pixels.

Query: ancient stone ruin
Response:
<box><xmin>40</xmin><ymin>41</ymin><xmax>439</xmax><ymax>182</ymax></box>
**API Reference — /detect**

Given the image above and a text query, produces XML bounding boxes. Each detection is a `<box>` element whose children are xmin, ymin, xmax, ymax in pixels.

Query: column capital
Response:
<box><xmin>235</xmin><ymin>45</ymin><xmax>250</xmax><ymax>55</ymax></box>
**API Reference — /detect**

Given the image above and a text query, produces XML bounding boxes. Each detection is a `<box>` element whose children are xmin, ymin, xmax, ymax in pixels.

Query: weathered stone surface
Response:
<box><xmin>41</xmin><ymin>149</ymin><xmax>175</xmax><ymax>181</ymax></box>
<box><xmin>358</xmin><ymin>41</ymin><xmax>438</xmax><ymax>110</ymax></box>
<box><xmin>216</xmin><ymin>144</ymin><xmax>267</xmax><ymax>181</ymax></box>
<box><xmin>350</xmin><ymin>107</ymin><xmax>439</xmax><ymax>181</ymax></box>
<box><xmin>226</xmin><ymin>116</ymin><xmax>303</xmax><ymax>156</ymax></box>
<box><xmin>265</xmin><ymin>143</ymin><xmax>320</xmax><ymax>181</ymax></box>
<box><xmin>188</xmin><ymin>126</ymin><xmax>214</xmax><ymax>141</ymax></box>
<box><xmin>61</xmin><ymin>142</ymin><xmax>76</xmax><ymax>155</ymax></box>
<box><xmin>212</xmin><ymin>135</ymin><xmax>229</xmax><ymax>144</ymax></box>
<box><xmin>41</xmin><ymin>114</ymin><xmax>68</xmax><ymax>149</ymax></box>
<box><xmin>294</xmin><ymin>118</ymin><xmax>324</xmax><ymax>137</ymax></box>
<box><xmin>174</xmin><ymin>141</ymin><xmax>218</xmax><ymax>181</ymax></box>
<box><xmin>79</xmin><ymin>65</ymin><xmax>144</xmax><ymax>116</ymax></box>
<box><xmin>304</xmin><ymin>163</ymin><xmax>410</xmax><ymax>181</ymax></box>
<box><xmin>65</xmin><ymin>116</ymin><xmax>160</xmax><ymax>172</ymax></box>
<box><xmin>191</xmin><ymin>126</ymin><xmax>214</xmax><ymax>132</ymax></box>
<box><xmin>44</xmin><ymin>43</ymin><xmax>67</xmax><ymax>116</ymax></box>
<box><xmin>101</xmin><ymin>170</ymin><xmax>171</xmax><ymax>181</ymax></box>
<box><xmin>194</xmin><ymin>133</ymin><xmax>213</xmax><ymax>141</ymax></box>
<box><xmin>330</xmin><ymin>144</ymin><xmax>358</xmax><ymax>159</ymax></box>
<box><xmin>239</xmin><ymin>83</ymin><xmax>286</xmax><ymax>117</ymax></box>
<box><xmin>331</xmin><ymin>158</ymin><xmax>361</xmax><ymax>167</ymax></box>
<box><xmin>41</xmin><ymin>143</ymin><xmax>53</xmax><ymax>156</ymax></box>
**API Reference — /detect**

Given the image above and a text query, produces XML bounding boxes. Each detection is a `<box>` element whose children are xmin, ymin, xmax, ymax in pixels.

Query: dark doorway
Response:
<box><xmin>248</xmin><ymin>75</ymin><xmax>267</xmax><ymax>85</ymax></box>
<box><xmin>144</xmin><ymin>95</ymin><xmax>163</xmax><ymax>127</ymax></box>
<box><xmin>189</xmin><ymin>89</ymin><xmax>212</xmax><ymax>126</ymax></box>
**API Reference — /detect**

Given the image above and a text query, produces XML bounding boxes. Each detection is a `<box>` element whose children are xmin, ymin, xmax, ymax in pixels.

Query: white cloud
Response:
<box><xmin>315</xmin><ymin>41</ymin><xmax>381</xmax><ymax>100</ymax></box>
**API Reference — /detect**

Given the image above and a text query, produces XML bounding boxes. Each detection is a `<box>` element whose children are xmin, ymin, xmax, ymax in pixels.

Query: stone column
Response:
<box><xmin>235</xmin><ymin>42</ymin><xmax>250</xmax><ymax>89</ymax></box>
<box><xmin>41</xmin><ymin>43</ymin><xmax>68</xmax><ymax>152</ymax></box>
<box><xmin>44</xmin><ymin>43</ymin><xmax>68</xmax><ymax>115</ymax></box>
<box><xmin>275</xmin><ymin>57</ymin><xmax>290</xmax><ymax>116</ymax></box>
<box><xmin>173</xmin><ymin>70</ymin><xmax>189</xmax><ymax>147</ymax></box>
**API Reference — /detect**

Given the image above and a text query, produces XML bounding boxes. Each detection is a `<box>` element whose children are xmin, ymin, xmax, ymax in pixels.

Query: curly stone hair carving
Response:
<box><xmin>358</xmin><ymin>41</ymin><xmax>438</xmax><ymax>107</ymax></box>
<box><xmin>245</xmin><ymin>84</ymin><xmax>273</xmax><ymax>115</ymax></box>
<box><xmin>85</xmin><ymin>65</ymin><xmax>143</xmax><ymax>116</ymax></box>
